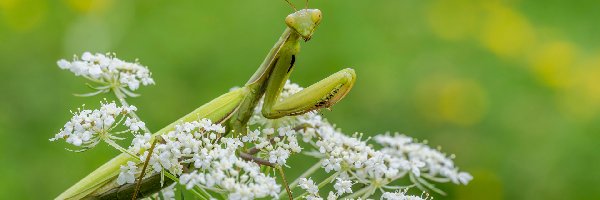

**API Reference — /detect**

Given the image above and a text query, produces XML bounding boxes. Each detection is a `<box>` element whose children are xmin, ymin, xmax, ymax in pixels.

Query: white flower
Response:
<box><xmin>322</xmin><ymin>156</ymin><xmax>341</xmax><ymax>173</ymax></box>
<box><xmin>117</xmin><ymin>161</ymin><xmax>138</xmax><ymax>185</ymax></box>
<box><xmin>375</xmin><ymin>133</ymin><xmax>472</xmax><ymax>184</ymax></box>
<box><xmin>327</xmin><ymin>191</ymin><xmax>338</xmax><ymax>200</ymax></box>
<box><xmin>242</xmin><ymin>129</ymin><xmax>260</xmax><ymax>142</ymax></box>
<box><xmin>269</xmin><ymin>147</ymin><xmax>290</xmax><ymax>165</ymax></box>
<box><xmin>120</xmin><ymin>73</ymin><xmax>140</xmax><ymax>90</ymax></box>
<box><xmin>457</xmin><ymin>172</ymin><xmax>473</xmax><ymax>185</ymax></box>
<box><xmin>408</xmin><ymin>159</ymin><xmax>426</xmax><ymax>177</ymax></box>
<box><xmin>57</xmin><ymin>59</ymin><xmax>70</xmax><ymax>69</ymax></box>
<box><xmin>129</xmin><ymin>133</ymin><xmax>152</xmax><ymax>154</ymax></box>
<box><xmin>50</xmin><ymin>101</ymin><xmax>142</xmax><ymax>151</ymax></box>
<box><xmin>57</xmin><ymin>52</ymin><xmax>154</xmax><ymax>92</ymax></box>
<box><xmin>333</xmin><ymin>178</ymin><xmax>352</xmax><ymax>195</ymax></box>
<box><xmin>299</xmin><ymin>178</ymin><xmax>319</xmax><ymax>195</ymax></box>
<box><xmin>125</xmin><ymin>117</ymin><xmax>146</xmax><ymax>133</ymax></box>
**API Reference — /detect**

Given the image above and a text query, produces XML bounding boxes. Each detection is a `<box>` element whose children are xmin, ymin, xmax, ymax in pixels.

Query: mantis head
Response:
<box><xmin>285</xmin><ymin>9</ymin><xmax>322</xmax><ymax>41</ymax></box>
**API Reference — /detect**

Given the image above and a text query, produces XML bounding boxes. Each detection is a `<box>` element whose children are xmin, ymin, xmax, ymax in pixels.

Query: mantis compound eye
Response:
<box><xmin>285</xmin><ymin>9</ymin><xmax>322</xmax><ymax>41</ymax></box>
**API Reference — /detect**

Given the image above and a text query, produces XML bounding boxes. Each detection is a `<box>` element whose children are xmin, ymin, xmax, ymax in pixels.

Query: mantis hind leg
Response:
<box><xmin>262</xmin><ymin>68</ymin><xmax>356</xmax><ymax>119</ymax></box>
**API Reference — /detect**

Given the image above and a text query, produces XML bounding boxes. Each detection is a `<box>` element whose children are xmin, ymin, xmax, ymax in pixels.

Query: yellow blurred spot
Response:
<box><xmin>528</xmin><ymin>40</ymin><xmax>576</xmax><ymax>89</ymax></box>
<box><xmin>426</xmin><ymin>0</ymin><xmax>600</xmax><ymax>120</ymax></box>
<box><xmin>64</xmin><ymin>0</ymin><xmax>113</xmax><ymax>14</ymax></box>
<box><xmin>558</xmin><ymin>57</ymin><xmax>600</xmax><ymax>121</ymax></box>
<box><xmin>479</xmin><ymin>2</ymin><xmax>536</xmax><ymax>58</ymax></box>
<box><xmin>0</xmin><ymin>0</ymin><xmax>46</xmax><ymax>31</ymax></box>
<box><xmin>427</xmin><ymin>0</ymin><xmax>481</xmax><ymax>41</ymax></box>
<box><xmin>415</xmin><ymin>76</ymin><xmax>488</xmax><ymax>126</ymax></box>
<box><xmin>578</xmin><ymin>59</ymin><xmax>600</xmax><ymax>102</ymax></box>
<box><xmin>456</xmin><ymin>169</ymin><xmax>503</xmax><ymax>200</ymax></box>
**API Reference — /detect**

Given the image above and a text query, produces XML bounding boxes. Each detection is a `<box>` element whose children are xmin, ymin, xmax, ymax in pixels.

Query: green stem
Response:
<box><xmin>104</xmin><ymin>138</ymin><xmax>139</xmax><ymax>160</ymax></box>
<box><xmin>196</xmin><ymin>186</ymin><xmax>215</xmax><ymax>200</ymax></box>
<box><xmin>361</xmin><ymin>187</ymin><xmax>376</xmax><ymax>199</ymax></box>
<box><xmin>132</xmin><ymin>139</ymin><xmax>158</xmax><ymax>200</ymax></box>
<box><xmin>317</xmin><ymin>172</ymin><xmax>339</xmax><ymax>189</ymax></box>
<box><xmin>278</xmin><ymin>166</ymin><xmax>294</xmax><ymax>200</ymax></box>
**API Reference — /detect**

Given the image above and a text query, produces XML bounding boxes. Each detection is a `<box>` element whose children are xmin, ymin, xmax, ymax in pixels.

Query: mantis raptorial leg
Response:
<box><xmin>56</xmin><ymin>6</ymin><xmax>356</xmax><ymax>200</ymax></box>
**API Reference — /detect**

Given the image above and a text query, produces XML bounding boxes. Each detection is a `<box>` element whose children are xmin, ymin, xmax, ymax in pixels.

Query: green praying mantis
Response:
<box><xmin>56</xmin><ymin>4</ymin><xmax>356</xmax><ymax>200</ymax></box>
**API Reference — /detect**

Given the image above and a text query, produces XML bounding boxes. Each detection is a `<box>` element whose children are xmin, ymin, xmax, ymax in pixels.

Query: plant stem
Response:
<box><xmin>195</xmin><ymin>186</ymin><xmax>214</xmax><ymax>200</ymax></box>
<box><xmin>278</xmin><ymin>166</ymin><xmax>294</xmax><ymax>200</ymax></box>
<box><xmin>317</xmin><ymin>171</ymin><xmax>339</xmax><ymax>189</ymax></box>
<box><xmin>240</xmin><ymin>152</ymin><xmax>275</xmax><ymax>167</ymax></box>
<box><xmin>132</xmin><ymin>138</ymin><xmax>158</xmax><ymax>200</ymax></box>
<box><xmin>104</xmin><ymin>138</ymin><xmax>140</xmax><ymax>160</ymax></box>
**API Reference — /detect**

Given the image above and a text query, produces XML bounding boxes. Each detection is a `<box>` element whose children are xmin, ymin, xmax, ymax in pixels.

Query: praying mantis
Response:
<box><xmin>56</xmin><ymin>4</ymin><xmax>356</xmax><ymax>200</ymax></box>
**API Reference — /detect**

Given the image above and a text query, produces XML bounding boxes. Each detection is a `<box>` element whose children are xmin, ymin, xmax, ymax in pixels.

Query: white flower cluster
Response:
<box><xmin>299</xmin><ymin>178</ymin><xmax>319</xmax><ymax>195</ymax></box>
<box><xmin>139</xmin><ymin>119</ymin><xmax>226</xmax><ymax>175</ymax></box>
<box><xmin>375</xmin><ymin>134</ymin><xmax>473</xmax><ymax>185</ymax></box>
<box><xmin>250</xmin><ymin>81</ymin><xmax>472</xmax><ymax>198</ymax></box>
<box><xmin>303</xmin><ymin>117</ymin><xmax>471</xmax><ymax>194</ymax></box>
<box><xmin>117</xmin><ymin>161</ymin><xmax>138</xmax><ymax>185</ymax></box>
<box><xmin>381</xmin><ymin>189</ymin><xmax>432</xmax><ymax>200</ymax></box>
<box><xmin>333</xmin><ymin>178</ymin><xmax>353</xmax><ymax>195</ymax></box>
<box><xmin>50</xmin><ymin>101</ymin><xmax>141</xmax><ymax>151</ymax></box>
<box><xmin>129</xmin><ymin>133</ymin><xmax>152</xmax><ymax>154</ymax></box>
<box><xmin>311</xmin><ymin>125</ymin><xmax>407</xmax><ymax>184</ymax></box>
<box><xmin>180</xmin><ymin>159</ymin><xmax>280</xmax><ymax>200</ymax></box>
<box><xmin>57</xmin><ymin>52</ymin><xmax>154</xmax><ymax>91</ymax></box>
<box><xmin>122</xmin><ymin>119</ymin><xmax>281</xmax><ymax>200</ymax></box>
<box><xmin>243</xmin><ymin>126</ymin><xmax>303</xmax><ymax>166</ymax></box>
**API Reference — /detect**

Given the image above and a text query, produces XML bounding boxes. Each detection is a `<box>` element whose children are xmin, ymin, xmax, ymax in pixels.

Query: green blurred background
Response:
<box><xmin>1</xmin><ymin>0</ymin><xmax>599</xmax><ymax>199</ymax></box>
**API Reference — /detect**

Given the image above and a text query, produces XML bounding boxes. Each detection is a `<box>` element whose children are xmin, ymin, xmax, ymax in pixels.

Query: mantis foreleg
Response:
<box><xmin>263</xmin><ymin>68</ymin><xmax>356</xmax><ymax>118</ymax></box>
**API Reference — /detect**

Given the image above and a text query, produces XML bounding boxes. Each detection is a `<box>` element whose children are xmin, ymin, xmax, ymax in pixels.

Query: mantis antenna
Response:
<box><xmin>284</xmin><ymin>0</ymin><xmax>297</xmax><ymax>11</ymax></box>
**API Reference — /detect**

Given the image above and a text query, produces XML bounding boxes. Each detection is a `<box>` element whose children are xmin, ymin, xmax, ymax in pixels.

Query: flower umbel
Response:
<box><xmin>124</xmin><ymin>119</ymin><xmax>281</xmax><ymax>199</ymax></box>
<box><xmin>57</xmin><ymin>52</ymin><xmax>154</xmax><ymax>96</ymax></box>
<box><xmin>50</xmin><ymin>101</ymin><xmax>143</xmax><ymax>151</ymax></box>
<box><xmin>117</xmin><ymin>161</ymin><xmax>138</xmax><ymax>185</ymax></box>
<box><xmin>250</xmin><ymin>81</ymin><xmax>472</xmax><ymax>198</ymax></box>
<box><xmin>52</xmin><ymin>51</ymin><xmax>472</xmax><ymax>200</ymax></box>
